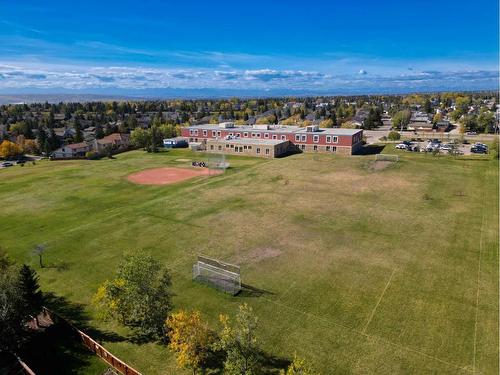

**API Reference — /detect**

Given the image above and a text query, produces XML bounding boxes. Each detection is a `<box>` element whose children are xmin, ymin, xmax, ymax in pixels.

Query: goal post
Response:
<box><xmin>207</xmin><ymin>153</ymin><xmax>229</xmax><ymax>175</ymax></box>
<box><xmin>375</xmin><ymin>154</ymin><xmax>399</xmax><ymax>162</ymax></box>
<box><xmin>192</xmin><ymin>255</ymin><xmax>241</xmax><ymax>295</ymax></box>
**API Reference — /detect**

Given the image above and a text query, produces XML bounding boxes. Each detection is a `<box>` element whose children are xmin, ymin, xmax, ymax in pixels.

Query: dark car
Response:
<box><xmin>471</xmin><ymin>146</ymin><xmax>488</xmax><ymax>154</ymax></box>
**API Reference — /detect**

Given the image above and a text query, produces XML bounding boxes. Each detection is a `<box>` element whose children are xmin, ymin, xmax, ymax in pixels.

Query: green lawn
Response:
<box><xmin>0</xmin><ymin>147</ymin><xmax>498</xmax><ymax>374</ymax></box>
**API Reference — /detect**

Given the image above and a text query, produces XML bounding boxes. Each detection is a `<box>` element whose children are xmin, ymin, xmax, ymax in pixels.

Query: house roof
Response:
<box><xmin>65</xmin><ymin>142</ymin><xmax>89</xmax><ymax>150</ymax></box>
<box><xmin>97</xmin><ymin>133</ymin><xmax>129</xmax><ymax>144</ymax></box>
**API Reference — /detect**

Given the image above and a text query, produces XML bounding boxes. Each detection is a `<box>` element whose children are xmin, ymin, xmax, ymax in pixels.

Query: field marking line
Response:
<box><xmin>260</xmin><ymin>295</ymin><xmax>472</xmax><ymax>373</ymax></box>
<box><xmin>362</xmin><ymin>268</ymin><xmax>396</xmax><ymax>334</ymax></box>
<box><xmin>472</xmin><ymin>173</ymin><xmax>487</xmax><ymax>374</ymax></box>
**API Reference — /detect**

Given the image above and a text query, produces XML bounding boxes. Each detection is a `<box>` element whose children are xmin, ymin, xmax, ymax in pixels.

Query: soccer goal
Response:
<box><xmin>192</xmin><ymin>255</ymin><xmax>241</xmax><ymax>295</ymax></box>
<box><xmin>375</xmin><ymin>154</ymin><xmax>399</xmax><ymax>162</ymax></box>
<box><xmin>207</xmin><ymin>153</ymin><xmax>230</xmax><ymax>175</ymax></box>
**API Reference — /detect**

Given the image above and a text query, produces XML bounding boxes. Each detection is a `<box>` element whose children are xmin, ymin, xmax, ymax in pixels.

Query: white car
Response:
<box><xmin>395</xmin><ymin>143</ymin><xmax>407</xmax><ymax>150</ymax></box>
<box><xmin>440</xmin><ymin>144</ymin><xmax>452</xmax><ymax>151</ymax></box>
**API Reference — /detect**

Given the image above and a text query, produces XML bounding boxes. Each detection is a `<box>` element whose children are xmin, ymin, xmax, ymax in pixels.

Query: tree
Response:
<box><xmin>432</xmin><ymin>112</ymin><xmax>443</xmax><ymax>124</ymax></box>
<box><xmin>423</xmin><ymin>98</ymin><xmax>432</xmax><ymax>114</ymax></box>
<box><xmin>0</xmin><ymin>267</ymin><xmax>26</xmax><ymax>352</ymax></box>
<box><xmin>18</xmin><ymin>265</ymin><xmax>43</xmax><ymax>323</ymax></box>
<box><xmin>93</xmin><ymin>251</ymin><xmax>173</xmax><ymax>340</ymax></box>
<box><xmin>33</xmin><ymin>244</ymin><xmax>47</xmax><ymax>268</ymax></box>
<box><xmin>319</xmin><ymin>118</ymin><xmax>333</xmax><ymax>128</ymax></box>
<box><xmin>37</xmin><ymin>127</ymin><xmax>49</xmax><ymax>155</ymax></box>
<box><xmin>477</xmin><ymin>109</ymin><xmax>495</xmax><ymax>133</ymax></box>
<box><xmin>166</xmin><ymin>310</ymin><xmax>214</xmax><ymax>374</ymax></box>
<box><xmin>215</xmin><ymin>303</ymin><xmax>259</xmax><ymax>375</ymax></box>
<box><xmin>391</xmin><ymin>110</ymin><xmax>411</xmax><ymax>131</ymax></box>
<box><xmin>280</xmin><ymin>354</ymin><xmax>320</xmax><ymax>375</ymax></box>
<box><xmin>74</xmin><ymin>119</ymin><xmax>84</xmax><ymax>143</ymax></box>
<box><xmin>387</xmin><ymin>131</ymin><xmax>401</xmax><ymax>141</ymax></box>
<box><xmin>23</xmin><ymin>139</ymin><xmax>39</xmax><ymax>155</ymax></box>
<box><xmin>95</xmin><ymin>124</ymin><xmax>104</xmax><ymax>139</ymax></box>
<box><xmin>0</xmin><ymin>140</ymin><xmax>22</xmax><ymax>158</ymax></box>
<box><xmin>130</xmin><ymin>128</ymin><xmax>149</xmax><ymax>149</ymax></box>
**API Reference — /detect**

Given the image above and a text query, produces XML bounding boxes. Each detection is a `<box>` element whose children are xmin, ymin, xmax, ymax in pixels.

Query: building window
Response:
<box><xmin>264</xmin><ymin>133</ymin><xmax>269</xmax><ymax>138</ymax></box>
<box><xmin>244</xmin><ymin>145</ymin><xmax>247</xmax><ymax>150</ymax></box>
<box><xmin>212</xmin><ymin>130</ymin><xmax>216</xmax><ymax>137</ymax></box>
<box><xmin>230</xmin><ymin>144</ymin><xmax>234</xmax><ymax>148</ymax></box>
<box><xmin>301</xmin><ymin>135</ymin><xmax>307</xmax><ymax>142</ymax></box>
<box><xmin>194</xmin><ymin>130</ymin><xmax>198</xmax><ymax>136</ymax></box>
<box><xmin>272</xmin><ymin>134</ymin><xmax>277</xmax><ymax>139</ymax></box>
<box><xmin>229</xmin><ymin>132</ymin><xmax>234</xmax><ymax>136</ymax></box>
<box><xmin>203</xmin><ymin>130</ymin><xmax>207</xmax><ymax>136</ymax></box>
<box><xmin>251</xmin><ymin>133</ymin><xmax>256</xmax><ymax>138</ymax></box>
<box><xmin>326</xmin><ymin>146</ymin><xmax>330</xmax><ymax>151</ymax></box>
<box><xmin>333</xmin><ymin>136</ymin><xmax>338</xmax><ymax>143</ymax></box>
<box><xmin>332</xmin><ymin>146</ymin><xmax>337</xmax><ymax>152</ymax></box>
<box><xmin>301</xmin><ymin>144</ymin><xmax>306</xmax><ymax>150</ymax></box>
<box><xmin>265</xmin><ymin>148</ymin><xmax>270</xmax><ymax>155</ymax></box>
<box><xmin>313</xmin><ymin>135</ymin><xmax>319</xmax><ymax>143</ymax></box>
<box><xmin>217</xmin><ymin>131</ymin><xmax>221</xmax><ymax>137</ymax></box>
<box><xmin>210</xmin><ymin>145</ymin><xmax>214</xmax><ymax>150</ymax></box>
<box><xmin>313</xmin><ymin>145</ymin><xmax>318</xmax><ymax>151</ymax></box>
<box><xmin>256</xmin><ymin>148</ymin><xmax>261</xmax><ymax>154</ymax></box>
<box><xmin>248</xmin><ymin>146</ymin><xmax>252</xmax><ymax>150</ymax></box>
<box><xmin>189</xmin><ymin>129</ymin><xmax>194</xmax><ymax>136</ymax></box>
<box><xmin>244</xmin><ymin>132</ymin><xmax>248</xmax><ymax>137</ymax></box>
<box><xmin>225</xmin><ymin>144</ymin><xmax>229</xmax><ymax>148</ymax></box>
<box><xmin>256</xmin><ymin>133</ymin><xmax>261</xmax><ymax>138</ymax></box>
<box><xmin>281</xmin><ymin>135</ymin><xmax>286</xmax><ymax>140</ymax></box>
<box><xmin>218</xmin><ymin>145</ymin><xmax>222</xmax><ymax>150</ymax></box>
<box><xmin>295</xmin><ymin>134</ymin><xmax>301</xmax><ymax>142</ymax></box>
<box><xmin>326</xmin><ymin>136</ymin><xmax>331</xmax><ymax>143</ymax></box>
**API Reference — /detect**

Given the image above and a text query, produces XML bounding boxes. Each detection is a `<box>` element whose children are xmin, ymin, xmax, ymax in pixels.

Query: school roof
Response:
<box><xmin>207</xmin><ymin>138</ymin><xmax>288</xmax><ymax>146</ymax></box>
<box><xmin>187</xmin><ymin>124</ymin><xmax>361</xmax><ymax>136</ymax></box>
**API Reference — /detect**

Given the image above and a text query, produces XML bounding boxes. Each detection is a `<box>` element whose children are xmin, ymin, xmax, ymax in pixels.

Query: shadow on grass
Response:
<box><xmin>238</xmin><ymin>283</ymin><xmax>275</xmax><ymax>298</ymax></box>
<box><xmin>203</xmin><ymin>348</ymin><xmax>290</xmax><ymax>375</ymax></box>
<box><xmin>357</xmin><ymin>144</ymin><xmax>386</xmax><ymax>155</ymax></box>
<box><xmin>19</xmin><ymin>293</ymin><xmax>125</xmax><ymax>374</ymax></box>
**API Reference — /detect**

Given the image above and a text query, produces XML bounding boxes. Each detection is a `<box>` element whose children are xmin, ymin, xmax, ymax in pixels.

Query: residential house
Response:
<box><xmin>51</xmin><ymin>142</ymin><xmax>90</xmax><ymax>159</ymax></box>
<box><xmin>94</xmin><ymin>133</ymin><xmax>130</xmax><ymax>153</ymax></box>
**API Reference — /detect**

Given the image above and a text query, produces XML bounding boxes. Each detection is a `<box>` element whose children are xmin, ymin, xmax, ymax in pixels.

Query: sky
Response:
<box><xmin>0</xmin><ymin>0</ymin><xmax>498</xmax><ymax>96</ymax></box>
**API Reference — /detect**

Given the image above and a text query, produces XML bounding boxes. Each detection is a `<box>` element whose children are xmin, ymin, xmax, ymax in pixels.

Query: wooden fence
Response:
<box><xmin>43</xmin><ymin>307</ymin><xmax>142</xmax><ymax>375</ymax></box>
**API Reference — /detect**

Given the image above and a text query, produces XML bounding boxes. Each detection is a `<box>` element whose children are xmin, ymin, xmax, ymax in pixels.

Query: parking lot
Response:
<box><xmin>394</xmin><ymin>139</ymin><xmax>489</xmax><ymax>156</ymax></box>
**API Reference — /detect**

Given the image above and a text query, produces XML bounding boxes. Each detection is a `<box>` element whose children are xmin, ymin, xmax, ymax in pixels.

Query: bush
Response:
<box><xmin>388</xmin><ymin>131</ymin><xmax>401</xmax><ymax>141</ymax></box>
<box><xmin>85</xmin><ymin>151</ymin><xmax>99</xmax><ymax>160</ymax></box>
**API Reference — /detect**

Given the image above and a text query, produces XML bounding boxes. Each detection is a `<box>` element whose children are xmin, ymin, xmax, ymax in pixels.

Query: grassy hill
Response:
<box><xmin>0</xmin><ymin>148</ymin><xmax>497</xmax><ymax>374</ymax></box>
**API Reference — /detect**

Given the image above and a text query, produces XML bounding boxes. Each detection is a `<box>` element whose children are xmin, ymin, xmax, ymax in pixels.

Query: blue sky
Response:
<box><xmin>0</xmin><ymin>0</ymin><xmax>498</xmax><ymax>95</ymax></box>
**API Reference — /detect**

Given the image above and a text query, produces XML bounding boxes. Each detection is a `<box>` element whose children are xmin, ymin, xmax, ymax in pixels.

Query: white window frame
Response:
<box><xmin>295</xmin><ymin>134</ymin><xmax>301</xmax><ymax>142</ymax></box>
<box><xmin>281</xmin><ymin>135</ymin><xmax>286</xmax><ymax>140</ymax></box>
<box><xmin>264</xmin><ymin>133</ymin><xmax>269</xmax><ymax>138</ymax></box>
<box><xmin>244</xmin><ymin>132</ymin><xmax>248</xmax><ymax>137</ymax></box>
<box><xmin>313</xmin><ymin>135</ymin><xmax>319</xmax><ymax>143</ymax></box>
<box><xmin>273</xmin><ymin>134</ymin><xmax>278</xmax><ymax>140</ymax></box>
<box><xmin>212</xmin><ymin>130</ymin><xmax>217</xmax><ymax>137</ymax></box>
<box><xmin>326</xmin><ymin>135</ymin><xmax>331</xmax><ymax>143</ymax></box>
<box><xmin>203</xmin><ymin>130</ymin><xmax>207</xmax><ymax>136</ymax></box>
<box><xmin>333</xmin><ymin>136</ymin><xmax>338</xmax><ymax>143</ymax></box>
<box><xmin>301</xmin><ymin>135</ymin><xmax>307</xmax><ymax>142</ymax></box>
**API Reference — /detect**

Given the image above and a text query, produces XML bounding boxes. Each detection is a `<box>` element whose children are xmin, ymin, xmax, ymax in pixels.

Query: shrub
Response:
<box><xmin>387</xmin><ymin>131</ymin><xmax>401</xmax><ymax>141</ymax></box>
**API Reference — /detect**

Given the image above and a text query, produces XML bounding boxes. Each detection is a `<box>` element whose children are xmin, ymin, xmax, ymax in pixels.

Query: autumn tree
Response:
<box><xmin>280</xmin><ymin>354</ymin><xmax>320</xmax><ymax>375</ymax></box>
<box><xmin>93</xmin><ymin>251</ymin><xmax>173</xmax><ymax>340</ymax></box>
<box><xmin>166</xmin><ymin>310</ymin><xmax>214</xmax><ymax>374</ymax></box>
<box><xmin>215</xmin><ymin>303</ymin><xmax>260</xmax><ymax>375</ymax></box>
<box><xmin>0</xmin><ymin>140</ymin><xmax>22</xmax><ymax>158</ymax></box>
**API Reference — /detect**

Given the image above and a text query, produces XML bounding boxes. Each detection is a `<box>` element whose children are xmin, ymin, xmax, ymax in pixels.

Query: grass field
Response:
<box><xmin>0</xmin><ymin>147</ymin><xmax>498</xmax><ymax>374</ymax></box>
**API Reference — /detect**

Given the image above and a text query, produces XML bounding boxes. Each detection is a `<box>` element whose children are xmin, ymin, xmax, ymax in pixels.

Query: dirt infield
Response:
<box><xmin>127</xmin><ymin>167</ymin><xmax>220</xmax><ymax>185</ymax></box>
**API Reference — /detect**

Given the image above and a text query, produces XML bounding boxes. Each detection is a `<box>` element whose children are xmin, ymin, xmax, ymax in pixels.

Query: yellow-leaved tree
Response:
<box><xmin>0</xmin><ymin>140</ymin><xmax>22</xmax><ymax>159</ymax></box>
<box><xmin>166</xmin><ymin>310</ymin><xmax>213</xmax><ymax>374</ymax></box>
<box><xmin>280</xmin><ymin>354</ymin><xmax>320</xmax><ymax>375</ymax></box>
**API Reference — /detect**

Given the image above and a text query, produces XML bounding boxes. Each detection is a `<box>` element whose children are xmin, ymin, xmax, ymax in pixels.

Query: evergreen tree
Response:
<box><xmin>18</xmin><ymin>265</ymin><xmax>43</xmax><ymax>321</ymax></box>
<box><xmin>95</xmin><ymin>123</ymin><xmax>104</xmax><ymax>139</ymax></box>
<box><xmin>74</xmin><ymin>119</ymin><xmax>83</xmax><ymax>143</ymax></box>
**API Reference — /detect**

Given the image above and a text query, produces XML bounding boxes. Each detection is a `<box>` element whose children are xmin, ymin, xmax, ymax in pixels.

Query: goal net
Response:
<box><xmin>192</xmin><ymin>255</ymin><xmax>241</xmax><ymax>295</ymax></box>
<box><xmin>375</xmin><ymin>154</ymin><xmax>399</xmax><ymax>162</ymax></box>
<box><xmin>207</xmin><ymin>153</ymin><xmax>229</xmax><ymax>175</ymax></box>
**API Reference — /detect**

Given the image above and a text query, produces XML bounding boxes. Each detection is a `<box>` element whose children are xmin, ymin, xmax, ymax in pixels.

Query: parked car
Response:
<box><xmin>471</xmin><ymin>146</ymin><xmax>488</xmax><ymax>154</ymax></box>
<box><xmin>440</xmin><ymin>144</ymin><xmax>452</xmax><ymax>151</ymax></box>
<box><xmin>0</xmin><ymin>161</ymin><xmax>14</xmax><ymax>168</ymax></box>
<box><xmin>395</xmin><ymin>143</ymin><xmax>408</xmax><ymax>150</ymax></box>
<box><xmin>466</xmin><ymin>131</ymin><xmax>478</xmax><ymax>135</ymax></box>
